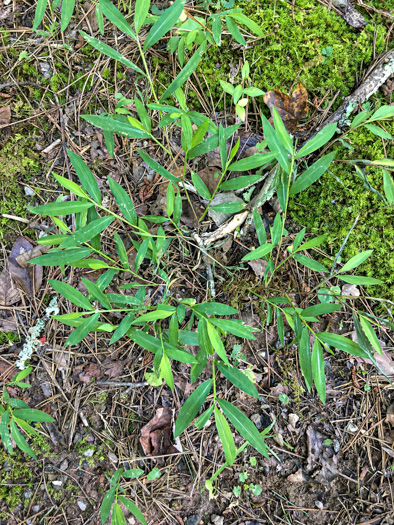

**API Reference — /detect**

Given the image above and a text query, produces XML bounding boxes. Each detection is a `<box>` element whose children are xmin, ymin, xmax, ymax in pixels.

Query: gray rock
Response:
<box><xmin>250</xmin><ymin>414</ymin><xmax>262</xmax><ymax>430</ymax></box>
<box><xmin>108</xmin><ymin>451</ymin><xmax>118</xmax><ymax>463</ymax></box>
<box><xmin>24</xmin><ymin>489</ymin><xmax>33</xmax><ymax>499</ymax></box>
<box><xmin>77</xmin><ymin>501</ymin><xmax>87</xmax><ymax>511</ymax></box>
<box><xmin>59</xmin><ymin>459</ymin><xmax>69</xmax><ymax>471</ymax></box>
<box><xmin>32</xmin><ymin>505</ymin><xmax>40</xmax><ymax>512</ymax></box>
<box><xmin>211</xmin><ymin>516</ymin><xmax>224</xmax><ymax>525</ymax></box>
<box><xmin>52</xmin><ymin>480</ymin><xmax>63</xmax><ymax>487</ymax></box>
<box><xmin>186</xmin><ymin>515</ymin><xmax>201</xmax><ymax>525</ymax></box>
<box><xmin>341</xmin><ymin>283</ymin><xmax>360</xmax><ymax>297</ymax></box>
<box><xmin>83</xmin><ymin>448</ymin><xmax>95</xmax><ymax>457</ymax></box>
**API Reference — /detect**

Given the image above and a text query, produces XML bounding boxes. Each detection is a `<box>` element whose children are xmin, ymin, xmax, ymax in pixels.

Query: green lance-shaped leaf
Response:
<box><xmin>81</xmin><ymin>278</ymin><xmax>111</xmax><ymax>309</ymax></box>
<box><xmin>191</xmin><ymin>171</ymin><xmax>211</xmax><ymax>200</ymax></box>
<box><xmin>242</xmin><ymin>243</ymin><xmax>274</xmax><ymax>262</ymax></box>
<box><xmin>317</xmin><ymin>332</ymin><xmax>368</xmax><ymax>358</ymax></box>
<box><xmin>360</xmin><ymin>315</ymin><xmax>382</xmax><ymax>356</ymax></box>
<box><xmin>32</xmin><ymin>0</ymin><xmax>48</xmax><ymax>30</ymax></box>
<box><xmin>100</xmin><ymin>485</ymin><xmax>116</xmax><ymax>524</ymax></box>
<box><xmin>193</xmin><ymin>302</ymin><xmax>238</xmax><ymax>316</ymax></box>
<box><xmin>299</xmin><ymin>327</ymin><xmax>312</xmax><ymax>391</ymax></box>
<box><xmin>110</xmin><ymin>312</ymin><xmax>135</xmax><ymax>345</ymax></box>
<box><xmin>290</xmin><ymin>151</ymin><xmax>336</xmax><ymax>195</ymax></box>
<box><xmin>61</xmin><ymin>0</ymin><xmax>75</xmax><ymax>32</ymax></box>
<box><xmin>227</xmin><ymin>151</ymin><xmax>277</xmax><ymax>171</ymax></box>
<box><xmin>215</xmin><ymin>407</ymin><xmax>236</xmax><ymax>465</ymax></box>
<box><xmin>383</xmin><ymin>170</ymin><xmax>394</xmax><ymax>204</ymax></box>
<box><xmin>114</xmin><ymin>232</ymin><xmax>128</xmax><ymax>268</ymax></box>
<box><xmin>12</xmin><ymin>409</ymin><xmax>55</xmax><ymax>422</ymax></box>
<box><xmin>131</xmin><ymin>310</ymin><xmax>174</xmax><ymax>324</ymax></box>
<box><xmin>225</xmin><ymin>16</ymin><xmax>246</xmax><ymax>46</ymax></box>
<box><xmin>48</xmin><ymin>279</ymin><xmax>93</xmax><ymax>311</ymax></box>
<box><xmin>174</xmin><ymin>379</ymin><xmax>212</xmax><ymax>437</ymax></box>
<box><xmin>220</xmin><ymin>174</ymin><xmax>263</xmax><ymax>191</ymax></box>
<box><xmin>66</xmin><ymin>313</ymin><xmax>100</xmax><ymax>347</ymax></box>
<box><xmin>277</xmin><ymin>308</ymin><xmax>284</xmax><ymax>347</ymax></box>
<box><xmin>31</xmin><ymin>247</ymin><xmax>93</xmax><ymax>266</ymax></box>
<box><xmin>29</xmin><ymin>201</ymin><xmax>93</xmax><ymax>217</ymax></box>
<box><xmin>217</xmin><ymin>398</ymin><xmax>268</xmax><ymax>457</ymax></box>
<box><xmin>82</xmin><ymin>115</ymin><xmax>151</xmax><ymax>139</ymax></box>
<box><xmin>137</xmin><ymin>149</ymin><xmax>179</xmax><ymax>184</ymax></box>
<box><xmin>80</xmin><ymin>32</ymin><xmax>145</xmax><ymax>76</ymax></box>
<box><xmin>52</xmin><ymin>173</ymin><xmax>88</xmax><ymax>198</ymax></box>
<box><xmin>272</xmin><ymin>107</ymin><xmax>292</xmax><ymax>154</ymax></box>
<box><xmin>161</xmin><ymin>352</ymin><xmax>174</xmax><ymax>390</ymax></box>
<box><xmin>0</xmin><ymin>410</ymin><xmax>13</xmax><ymax>454</ymax></box>
<box><xmin>10</xmin><ymin>420</ymin><xmax>36</xmax><ymax>459</ymax></box>
<box><xmin>293</xmin><ymin>253</ymin><xmax>329</xmax><ymax>273</ymax></box>
<box><xmin>312</xmin><ymin>339</ymin><xmax>326</xmax><ymax>403</ymax></box>
<box><xmin>134</xmin><ymin>0</ymin><xmax>150</xmax><ymax>33</ymax></box>
<box><xmin>118</xmin><ymin>496</ymin><xmax>147</xmax><ymax>525</ymax></box>
<box><xmin>61</xmin><ymin>216</ymin><xmax>113</xmax><ymax>249</ymax></box>
<box><xmin>296</xmin><ymin>233</ymin><xmax>327</xmax><ymax>252</ymax></box>
<box><xmin>295</xmin><ymin>123</ymin><xmax>337</xmax><ymax>159</ymax></box>
<box><xmin>338</xmin><ymin>250</ymin><xmax>373</xmax><ymax>274</ymax></box>
<box><xmin>128</xmin><ymin>328</ymin><xmax>198</xmax><ymax>363</ymax></box>
<box><xmin>188</xmin><ymin>124</ymin><xmax>241</xmax><ymax>159</ymax></box>
<box><xmin>301</xmin><ymin>303</ymin><xmax>342</xmax><ymax>317</ymax></box>
<box><xmin>160</xmin><ymin>42</ymin><xmax>206</xmax><ymax>101</ymax></box>
<box><xmin>207</xmin><ymin>322</ymin><xmax>229</xmax><ymax>365</ymax></box>
<box><xmin>216</xmin><ymin>362</ymin><xmax>259</xmax><ymax>398</ymax></box>
<box><xmin>210</xmin><ymin>318</ymin><xmax>257</xmax><ymax>340</ymax></box>
<box><xmin>338</xmin><ymin>275</ymin><xmax>383</xmax><ymax>285</ymax></box>
<box><xmin>67</xmin><ymin>149</ymin><xmax>102</xmax><ymax>203</ymax></box>
<box><xmin>262</xmin><ymin>115</ymin><xmax>290</xmax><ymax>174</ymax></box>
<box><xmin>100</xmin><ymin>0</ymin><xmax>136</xmax><ymax>39</ymax></box>
<box><xmin>107</xmin><ymin>176</ymin><xmax>138</xmax><ymax>226</ymax></box>
<box><xmin>144</xmin><ymin>0</ymin><xmax>185</xmax><ymax>50</ymax></box>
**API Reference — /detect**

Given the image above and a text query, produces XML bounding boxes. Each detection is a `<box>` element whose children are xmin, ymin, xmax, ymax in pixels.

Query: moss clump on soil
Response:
<box><xmin>188</xmin><ymin>0</ymin><xmax>388</xmax><ymax>110</ymax></box>
<box><xmin>0</xmin><ymin>131</ymin><xmax>40</xmax><ymax>245</ymax></box>
<box><xmin>289</xmin><ymin>119</ymin><xmax>394</xmax><ymax>302</ymax></box>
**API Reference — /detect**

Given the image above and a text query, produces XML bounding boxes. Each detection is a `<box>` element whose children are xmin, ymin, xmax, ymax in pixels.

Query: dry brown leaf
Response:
<box><xmin>9</xmin><ymin>237</ymin><xmax>48</xmax><ymax>296</ymax></box>
<box><xmin>386</xmin><ymin>402</ymin><xmax>394</xmax><ymax>425</ymax></box>
<box><xmin>248</xmin><ymin>259</ymin><xmax>267</xmax><ymax>279</ymax></box>
<box><xmin>140</xmin><ymin>407</ymin><xmax>180</xmax><ymax>457</ymax></box>
<box><xmin>306</xmin><ymin>425</ymin><xmax>325</xmax><ymax>470</ymax></box>
<box><xmin>0</xmin><ymin>356</ymin><xmax>17</xmax><ymax>381</ymax></box>
<box><xmin>74</xmin><ymin>362</ymin><xmax>103</xmax><ymax>384</ymax></box>
<box><xmin>356</xmin><ymin>350</ymin><xmax>394</xmax><ymax>377</ymax></box>
<box><xmin>0</xmin><ymin>106</ymin><xmax>11</xmax><ymax>126</ymax></box>
<box><xmin>263</xmin><ymin>83</ymin><xmax>308</xmax><ymax>133</ymax></box>
<box><xmin>102</xmin><ymin>360</ymin><xmax>123</xmax><ymax>379</ymax></box>
<box><xmin>0</xmin><ymin>266</ymin><xmax>20</xmax><ymax>306</ymax></box>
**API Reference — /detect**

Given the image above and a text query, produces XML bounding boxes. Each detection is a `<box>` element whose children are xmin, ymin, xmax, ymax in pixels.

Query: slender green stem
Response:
<box><xmin>198</xmin><ymin>166</ymin><xmax>229</xmax><ymax>224</ymax></box>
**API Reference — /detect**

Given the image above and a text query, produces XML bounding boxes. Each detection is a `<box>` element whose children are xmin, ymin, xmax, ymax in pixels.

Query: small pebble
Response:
<box><xmin>24</xmin><ymin>489</ymin><xmax>33</xmax><ymax>499</ymax></box>
<box><xmin>288</xmin><ymin>413</ymin><xmax>299</xmax><ymax>428</ymax></box>
<box><xmin>32</xmin><ymin>505</ymin><xmax>40</xmax><ymax>512</ymax></box>
<box><xmin>211</xmin><ymin>516</ymin><xmax>224</xmax><ymax>525</ymax></box>
<box><xmin>77</xmin><ymin>501</ymin><xmax>87</xmax><ymax>511</ymax></box>
<box><xmin>84</xmin><ymin>448</ymin><xmax>95</xmax><ymax>457</ymax></box>
<box><xmin>24</xmin><ymin>186</ymin><xmax>34</xmax><ymax>197</ymax></box>
<box><xmin>108</xmin><ymin>451</ymin><xmax>118</xmax><ymax>463</ymax></box>
<box><xmin>251</xmin><ymin>414</ymin><xmax>262</xmax><ymax>430</ymax></box>
<box><xmin>347</xmin><ymin>422</ymin><xmax>358</xmax><ymax>433</ymax></box>
<box><xmin>52</xmin><ymin>480</ymin><xmax>63</xmax><ymax>487</ymax></box>
<box><xmin>315</xmin><ymin>500</ymin><xmax>324</xmax><ymax>510</ymax></box>
<box><xmin>59</xmin><ymin>459</ymin><xmax>69</xmax><ymax>471</ymax></box>
<box><xmin>341</xmin><ymin>283</ymin><xmax>360</xmax><ymax>297</ymax></box>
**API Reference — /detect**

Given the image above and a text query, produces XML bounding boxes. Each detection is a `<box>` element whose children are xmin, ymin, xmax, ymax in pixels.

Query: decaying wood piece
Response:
<box><xmin>314</xmin><ymin>50</ymin><xmax>394</xmax><ymax>133</ymax></box>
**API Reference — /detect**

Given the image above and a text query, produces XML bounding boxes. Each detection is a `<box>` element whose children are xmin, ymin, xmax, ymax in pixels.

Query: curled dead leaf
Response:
<box><xmin>140</xmin><ymin>407</ymin><xmax>181</xmax><ymax>458</ymax></box>
<box><xmin>9</xmin><ymin>237</ymin><xmax>48</xmax><ymax>296</ymax></box>
<box><xmin>263</xmin><ymin>83</ymin><xmax>308</xmax><ymax>133</ymax></box>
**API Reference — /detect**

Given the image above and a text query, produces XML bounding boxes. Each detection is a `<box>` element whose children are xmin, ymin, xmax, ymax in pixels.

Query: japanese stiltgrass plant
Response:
<box><xmin>101</xmin><ymin>467</ymin><xmax>147</xmax><ymax>525</ymax></box>
<box><xmin>27</xmin><ymin>0</ymin><xmax>394</xmax><ymax>520</ymax></box>
<box><xmin>0</xmin><ymin>367</ymin><xmax>55</xmax><ymax>460</ymax></box>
